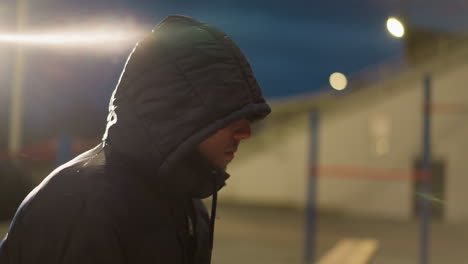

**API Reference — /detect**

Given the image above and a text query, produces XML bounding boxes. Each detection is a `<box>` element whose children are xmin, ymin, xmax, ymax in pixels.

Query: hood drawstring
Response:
<box><xmin>208</xmin><ymin>178</ymin><xmax>218</xmax><ymax>262</ymax></box>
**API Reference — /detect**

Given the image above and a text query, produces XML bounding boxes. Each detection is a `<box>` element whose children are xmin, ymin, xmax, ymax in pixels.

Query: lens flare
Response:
<box><xmin>0</xmin><ymin>21</ymin><xmax>147</xmax><ymax>49</ymax></box>
<box><xmin>0</xmin><ymin>30</ymin><xmax>142</xmax><ymax>46</ymax></box>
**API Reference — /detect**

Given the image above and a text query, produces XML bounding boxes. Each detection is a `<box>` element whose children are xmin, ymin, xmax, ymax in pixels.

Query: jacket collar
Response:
<box><xmin>167</xmin><ymin>149</ymin><xmax>230</xmax><ymax>199</ymax></box>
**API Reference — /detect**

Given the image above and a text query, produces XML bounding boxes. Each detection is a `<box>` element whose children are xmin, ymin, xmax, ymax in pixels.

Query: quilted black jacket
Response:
<box><xmin>0</xmin><ymin>15</ymin><xmax>270</xmax><ymax>264</ymax></box>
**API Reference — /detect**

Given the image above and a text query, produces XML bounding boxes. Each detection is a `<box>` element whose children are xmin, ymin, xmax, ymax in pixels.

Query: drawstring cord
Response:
<box><xmin>208</xmin><ymin>178</ymin><xmax>218</xmax><ymax>262</ymax></box>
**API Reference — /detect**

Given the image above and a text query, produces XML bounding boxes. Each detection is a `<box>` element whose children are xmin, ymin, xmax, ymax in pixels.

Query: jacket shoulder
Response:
<box><xmin>4</xmin><ymin>164</ymin><xmax>127</xmax><ymax>264</ymax></box>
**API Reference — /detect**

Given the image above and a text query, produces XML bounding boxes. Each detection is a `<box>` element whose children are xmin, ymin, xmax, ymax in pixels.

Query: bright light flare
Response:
<box><xmin>0</xmin><ymin>31</ymin><xmax>141</xmax><ymax>46</ymax></box>
<box><xmin>386</xmin><ymin>17</ymin><xmax>405</xmax><ymax>38</ymax></box>
<box><xmin>0</xmin><ymin>21</ymin><xmax>147</xmax><ymax>50</ymax></box>
<box><xmin>329</xmin><ymin>72</ymin><xmax>348</xmax><ymax>91</ymax></box>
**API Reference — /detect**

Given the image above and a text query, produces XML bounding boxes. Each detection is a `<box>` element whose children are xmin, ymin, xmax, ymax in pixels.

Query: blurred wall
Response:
<box><xmin>223</xmin><ymin>44</ymin><xmax>468</xmax><ymax>222</ymax></box>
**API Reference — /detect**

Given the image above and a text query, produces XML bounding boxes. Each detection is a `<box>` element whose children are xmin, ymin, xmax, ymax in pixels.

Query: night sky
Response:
<box><xmin>0</xmin><ymin>0</ymin><xmax>467</xmax><ymax>145</ymax></box>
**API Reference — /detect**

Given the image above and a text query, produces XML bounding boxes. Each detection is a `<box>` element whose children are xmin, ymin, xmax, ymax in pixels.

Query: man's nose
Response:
<box><xmin>233</xmin><ymin>124</ymin><xmax>251</xmax><ymax>141</ymax></box>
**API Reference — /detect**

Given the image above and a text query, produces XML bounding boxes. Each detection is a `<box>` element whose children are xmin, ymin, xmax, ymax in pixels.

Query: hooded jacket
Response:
<box><xmin>0</xmin><ymin>15</ymin><xmax>270</xmax><ymax>264</ymax></box>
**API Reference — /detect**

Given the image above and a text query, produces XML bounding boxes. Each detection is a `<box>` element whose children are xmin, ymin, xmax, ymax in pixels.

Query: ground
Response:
<box><xmin>211</xmin><ymin>204</ymin><xmax>468</xmax><ymax>264</ymax></box>
<box><xmin>2</xmin><ymin>203</ymin><xmax>468</xmax><ymax>264</ymax></box>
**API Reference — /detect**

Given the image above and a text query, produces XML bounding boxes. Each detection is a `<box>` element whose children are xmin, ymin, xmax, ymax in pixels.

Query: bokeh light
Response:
<box><xmin>386</xmin><ymin>17</ymin><xmax>405</xmax><ymax>38</ymax></box>
<box><xmin>329</xmin><ymin>72</ymin><xmax>348</xmax><ymax>91</ymax></box>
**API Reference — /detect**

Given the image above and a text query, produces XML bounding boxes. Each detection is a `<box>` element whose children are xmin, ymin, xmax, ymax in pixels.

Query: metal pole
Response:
<box><xmin>8</xmin><ymin>0</ymin><xmax>28</xmax><ymax>155</ymax></box>
<box><xmin>420</xmin><ymin>74</ymin><xmax>432</xmax><ymax>264</ymax></box>
<box><xmin>305</xmin><ymin>109</ymin><xmax>319</xmax><ymax>264</ymax></box>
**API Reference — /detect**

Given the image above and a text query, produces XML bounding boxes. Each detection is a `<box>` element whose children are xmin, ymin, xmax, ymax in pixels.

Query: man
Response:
<box><xmin>0</xmin><ymin>15</ymin><xmax>270</xmax><ymax>264</ymax></box>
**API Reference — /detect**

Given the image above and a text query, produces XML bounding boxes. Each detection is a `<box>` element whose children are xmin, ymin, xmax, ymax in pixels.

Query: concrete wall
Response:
<box><xmin>431</xmin><ymin>63</ymin><xmax>468</xmax><ymax>222</ymax></box>
<box><xmin>318</xmin><ymin>78</ymin><xmax>421</xmax><ymax>220</ymax></box>
<box><xmin>222</xmin><ymin>60</ymin><xmax>468</xmax><ymax>222</ymax></box>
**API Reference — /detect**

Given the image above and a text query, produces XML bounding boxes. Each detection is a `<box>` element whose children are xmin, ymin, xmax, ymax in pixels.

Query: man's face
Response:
<box><xmin>198</xmin><ymin>119</ymin><xmax>252</xmax><ymax>170</ymax></box>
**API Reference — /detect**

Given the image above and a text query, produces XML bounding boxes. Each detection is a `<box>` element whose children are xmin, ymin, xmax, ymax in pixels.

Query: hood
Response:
<box><xmin>102</xmin><ymin>15</ymin><xmax>271</xmax><ymax>197</ymax></box>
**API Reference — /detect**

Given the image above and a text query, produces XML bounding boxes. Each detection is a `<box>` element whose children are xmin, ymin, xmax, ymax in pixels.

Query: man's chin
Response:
<box><xmin>225</xmin><ymin>152</ymin><xmax>235</xmax><ymax>160</ymax></box>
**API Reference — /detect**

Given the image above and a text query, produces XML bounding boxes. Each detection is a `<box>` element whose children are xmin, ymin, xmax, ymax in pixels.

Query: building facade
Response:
<box><xmin>223</xmin><ymin>43</ymin><xmax>468</xmax><ymax>222</ymax></box>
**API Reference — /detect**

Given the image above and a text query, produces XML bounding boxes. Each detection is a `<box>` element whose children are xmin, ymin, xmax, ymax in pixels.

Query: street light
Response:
<box><xmin>8</xmin><ymin>0</ymin><xmax>28</xmax><ymax>156</ymax></box>
<box><xmin>386</xmin><ymin>17</ymin><xmax>405</xmax><ymax>38</ymax></box>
